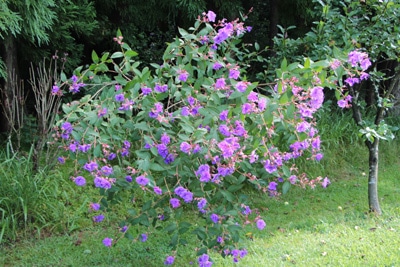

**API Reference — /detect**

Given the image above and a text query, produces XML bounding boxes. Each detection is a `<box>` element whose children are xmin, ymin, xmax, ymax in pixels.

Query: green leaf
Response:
<box><xmin>227</xmin><ymin>184</ymin><xmax>244</xmax><ymax>193</ymax></box>
<box><xmin>280</xmin><ymin>58</ymin><xmax>288</xmax><ymax>71</ymax></box>
<box><xmin>282</xmin><ymin>181</ymin><xmax>291</xmax><ymax>195</ymax></box>
<box><xmin>165</xmin><ymin>222</ymin><xmax>177</xmax><ymax>234</ymax></box>
<box><xmin>142</xmin><ymin>200</ymin><xmax>152</xmax><ymax>211</ymax></box>
<box><xmin>125</xmin><ymin>50</ymin><xmax>138</xmax><ymax>57</ymax></box>
<box><xmin>149</xmin><ymin>163</ymin><xmax>166</xmax><ymax>172</ymax></box>
<box><xmin>192</xmin><ymin>227</ymin><xmax>207</xmax><ymax>240</ymax></box>
<box><xmin>221</xmin><ymin>190</ymin><xmax>235</xmax><ymax>202</ymax></box>
<box><xmin>92</xmin><ymin>50</ymin><xmax>99</xmax><ymax>63</ymax></box>
<box><xmin>304</xmin><ymin>58</ymin><xmax>311</xmax><ymax>69</ymax></box>
<box><xmin>111</xmin><ymin>52</ymin><xmax>124</xmax><ymax>59</ymax></box>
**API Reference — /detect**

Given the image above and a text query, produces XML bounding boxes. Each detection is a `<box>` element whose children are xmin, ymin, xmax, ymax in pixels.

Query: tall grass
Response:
<box><xmin>0</xmin><ymin>143</ymin><xmax>66</xmax><ymax>243</ymax></box>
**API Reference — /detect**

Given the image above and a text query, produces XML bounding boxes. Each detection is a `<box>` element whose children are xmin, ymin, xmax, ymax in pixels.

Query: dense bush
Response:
<box><xmin>55</xmin><ymin>10</ymin><xmax>357</xmax><ymax>265</ymax></box>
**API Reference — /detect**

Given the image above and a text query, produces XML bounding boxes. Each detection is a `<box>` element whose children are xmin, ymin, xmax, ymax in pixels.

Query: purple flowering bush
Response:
<box><xmin>55</xmin><ymin>11</ymin><xmax>350</xmax><ymax>265</ymax></box>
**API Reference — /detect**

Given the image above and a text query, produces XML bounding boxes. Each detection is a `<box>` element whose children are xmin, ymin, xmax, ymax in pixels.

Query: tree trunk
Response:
<box><xmin>0</xmin><ymin>34</ymin><xmax>19</xmax><ymax>133</ymax></box>
<box><xmin>367</xmin><ymin>138</ymin><xmax>382</xmax><ymax>215</ymax></box>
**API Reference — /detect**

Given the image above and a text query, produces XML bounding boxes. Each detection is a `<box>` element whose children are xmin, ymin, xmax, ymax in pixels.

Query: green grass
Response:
<box><xmin>1</xmin><ymin>110</ymin><xmax>400</xmax><ymax>266</ymax></box>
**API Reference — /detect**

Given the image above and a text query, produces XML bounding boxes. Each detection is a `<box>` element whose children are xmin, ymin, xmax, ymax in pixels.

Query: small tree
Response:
<box><xmin>269</xmin><ymin>0</ymin><xmax>400</xmax><ymax>215</ymax></box>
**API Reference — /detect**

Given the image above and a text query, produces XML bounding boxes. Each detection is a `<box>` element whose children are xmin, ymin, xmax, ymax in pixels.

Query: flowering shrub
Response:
<box><xmin>56</xmin><ymin>11</ymin><xmax>348</xmax><ymax>265</ymax></box>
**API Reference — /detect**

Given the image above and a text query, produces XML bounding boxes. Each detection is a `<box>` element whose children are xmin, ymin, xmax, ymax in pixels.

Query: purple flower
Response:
<box><xmin>141</xmin><ymin>87</ymin><xmax>152</xmax><ymax>95</ymax></box>
<box><xmin>51</xmin><ymin>85</ymin><xmax>61</xmax><ymax>95</ymax></box>
<box><xmin>249</xmin><ymin>150</ymin><xmax>258</xmax><ymax>163</ymax></box>
<box><xmin>215</xmin><ymin>78</ymin><xmax>226</xmax><ymax>89</ymax></box>
<box><xmin>218</xmin><ymin>137</ymin><xmax>240</xmax><ymax>158</ymax></box>
<box><xmin>196</xmin><ymin>164</ymin><xmax>211</xmax><ymax>182</ymax></box>
<box><xmin>348</xmin><ymin>50</ymin><xmax>371</xmax><ymax>70</ymax></box>
<box><xmin>90</xmin><ymin>203</ymin><xmax>100</xmax><ymax>211</ymax></box>
<box><xmin>256</xmin><ymin>219</ymin><xmax>266</xmax><ymax>230</ymax></box>
<box><xmin>241</xmin><ymin>103</ymin><xmax>253</xmax><ymax>114</ymax></box>
<box><xmin>289</xmin><ymin>175</ymin><xmax>297</xmax><ymax>184</ymax></box>
<box><xmin>102</xmin><ymin>237</ymin><xmax>112</xmax><ymax>247</ymax></box>
<box><xmin>217</xmin><ymin>236</ymin><xmax>223</xmax><ymax>243</ymax></box>
<box><xmin>71</xmin><ymin>75</ymin><xmax>78</xmax><ymax>83</ymax></box>
<box><xmin>155</xmin><ymin>84</ymin><xmax>168</xmax><ymax>93</ymax></box>
<box><xmin>214</xmin><ymin>23</ymin><xmax>233</xmax><ymax>45</ymax></box>
<box><xmin>144</xmin><ymin>143</ymin><xmax>152</xmax><ymax>149</ymax></box>
<box><xmin>193</xmin><ymin>144</ymin><xmax>201</xmax><ymax>154</ymax></box>
<box><xmin>178</xmin><ymin>70</ymin><xmax>189</xmax><ymax>82</ymax></box>
<box><xmin>321</xmin><ymin>177</ymin><xmax>330</xmax><ymax>188</ymax></box>
<box><xmin>180</xmin><ymin>142</ymin><xmax>191</xmax><ymax>153</ymax></box>
<box><xmin>181</xmin><ymin>191</ymin><xmax>193</xmax><ymax>203</ymax></box>
<box><xmin>360</xmin><ymin>59</ymin><xmax>371</xmax><ymax>71</ymax></box>
<box><xmin>210</xmin><ymin>213</ymin><xmax>219</xmax><ymax>223</ymax></box>
<box><xmin>161</xmin><ymin>133</ymin><xmax>170</xmax><ymax>145</ymax></box>
<box><xmin>315</xmin><ymin>153</ymin><xmax>324</xmax><ymax>161</ymax></box>
<box><xmin>241</xmin><ymin>205</ymin><xmax>252</xmax><ymax>215</ymax></box>
<box><xmin>264</xmin><ymin>159</ymin><xmax>277</xmax><ymax>173</ymax></box>
<box><xmin>345</xmin><ymin>77</ymin><xmax>359</xmax><ymax>87</ymax></box>
<box><xmin>154</xmin><ymin>186</ymin><xmax>162</xmax><ymax>195</ymax></box>
<box><xmin>235</xmin><ymin>81</ymin><xmax>248</xmax><ymax>92</ymax></box>
<box><xmin>217</xmin><ymin>166</ymin><xmax>234</xmax><ymax>177</ymax></box>
<box><xmin>164</xmin><ymin>153</ymin><xmax>175</xmax><ymax>164</ymax></box>
<box><xmin>174</xmin><ymin>186</ymin><xmax>193</xmax><ymax>203</ymax></box>
<box><xmin>197</xmin><ymin>198</ymin><xmax>207</xmax><ymax>212</ymax></box>
<box><xmin>207</xmin><ymin>10</ymin><xmax>216</xmax><ymax>22</ymax></box>
<box><xmin>84</xmin><ymin>161</ymin><xmax>98</xmax><ymax>172</ymax></box>
<box><xmin>157</xmin><ymin>144</ymin><xmax>169</xmax><ymax>158</ymax></box>
<box><xmin>98</xmin><ymin>108</ymin><xmax>107</xmax><ymax>117</ymax></box>
<box><xmin>120</xmin><ymin>225</ymin><xmax>128</xmax><ymax>233</ymax></box>
<box><xmin>296</xmin><ymin>121</ymin><xmax>310</xmax><ymax>133</ymax></box>
<box><xmin>115</xmin><ymin>84</ymin><xmax>122</xmax><ymax>91</ymax></box>
<box><xmin>233</xmin><ymin>120</ymin><xmax>247</xmax><ymax>136</ymax></box>
<box><xmin>136</xmin><ymin>175</ymin><xmax>149</xmax><ymax>186</ymax></box>
<box><xmin>125</xmin><ymin>175</ymin><xmax>132</xmax><ymax>183</ymax></box>
<box><xmin>170</xmin><ymin>198</ymin><xmax>181</xmax><ymax>208</ymax></box>
<box><xmin>93</xmin><ymin>214</ymin><xmax>105</xmax><ymax>223</ymax></box>
<box><xmin>118</xmin><ymin>99</ymin><xmax>134</xmax><ymax>111</ymax></box>
<box><xmin>57</xmin><ymin>157</ymin><xmax>65</xmax><ymax>164</ymax></box>
<box><xmin>115</xmin><ymin>93</ymin><xmax>125</xmax><ymax>102</ymax></box>
<box><xmin>309</xmin><ymin>86</ymin><xmax>324</xmax><ymax>109</ymax></box>
<box><xmin>108</xmin><ymin>153</ymin><xmax>116</xmax><ymax>161</ymax></box>
<box><xmin>74</xmin><ymin>176</ymin><xmax>86</xmax><ymax>186</ymax></box>
<box><xmin>337</xmin><ymin>99</ymin><xmax>347</xmax><ymax>108</ymax></box>
<box><xmin>360</xmin><ymin>72</ymin><xmax>369</xmax><ymax>81</ymax></box>
<box><xmin>268</xmin><ymin>181</ymin><xmax>278</xmax><ymax>191</ymax></box>
<box><xmin>93</xmin><ymin>176</ymin><xmax>111</xmax><ymax>189</ymax></box>
<box><xmin>164</xmin><ymin>256</ymin><xmax>175</xmax><ymax>265</ymax></box>
<box><xmin>187</xmin><ymin>96</ymin><xmax>195</xmax><ymax>106</ymax></box>
<box><xmin>258</xmin><ymin>98</ymin><xmax>267</xmax><ymax>111</ymax></box>
<box><xmin>229</xmin><ymin>68</ymin><xmax>240</xmax><ymax>79</ymax></box>
<box><xmin>213</xmin><ymin>62</ymin><xmax>223</xmax><ymax>70</ymax></box>
<box><xmin>123</xmin><ymin>140</ymin><xmax>131</xmax><ymax>148</ymax></box>
<box><xmin>68</xmin><ymin>143</ymin><xmax>77</xmax><ymax>152</ymax></box>
<box><xmin>312</xmin><ymin>137</ymin><xmax>321</xmax><ymax>150</ymax></box>
<box><xmin>101</xmin><ymin>166</ymin><xmax>113</xmax><ymax>176</ymax></box>
<box><xmin>219</xmin><ymin>110</ymin><xmax>228</xmax><ymax>121</ymax></box>
<box><xmin>140</xmin><ymin>233</ymin><xmax>148</xmax><ymax>242</ymax></box>
<box><xmin>218</xmin><ymin>124</ymin><xmax>231</xmax><ymax>137</ymax></box>
<box><xmin>181</xmin><ymin>106</ymin><xmax>190</xmax><ymax>116</ymax></box>
<box><xmin>248</xmin><ymin>92</ymin><xmax>258</xmax><ymax>102</ymax></box>
<box><xmin>174</xmin><ymin>186</ymin><xmax>186</xmax><ymax>196</ymax></box>
<box><xmin>198</xmin><ymin>254</ymin><xmax>213</xmax><ymax>267</ymax></box>
<box><xmin>154</xmin><ymin>102</ymin><xmax>163</xmax><ymax>113</ymax></box>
